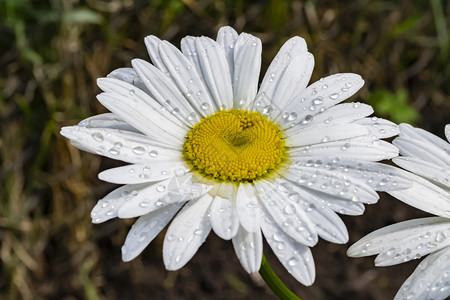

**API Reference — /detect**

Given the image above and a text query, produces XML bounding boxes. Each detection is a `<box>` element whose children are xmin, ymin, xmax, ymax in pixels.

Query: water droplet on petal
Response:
<box><xmin>288</xmin><ymin>257</ymin><xmax>299</xmax><ymax>266</ymax></box>
<box><xmin>156</xmin><ymin>185</ymin><xmax>166</xmax><ymax>192</ymax></box>
<box><xmin>92</xmin><ymin>132</ymin><xmax>104</xmax><ymax>142</ymax></box>
<box><xmin>133</xmin><ymin>146</ymin><xmax>145</xmax><ymax>155</ymax></box>
<box><xmin>312</xmin><ymin>97</ymin><xmax>324</xmax><ymax>105</ymax></box>
<box><xmin>109</xmin><ymin>147</ymin><xmax>120</xmax><ymax>155</ymax></box>
<box><xmin>287</xmin><ymin>112</ymin><xmax>297</xmax><ymax>121</ymax></box>
<box><xmin>329</xmin><ymin>93</ymin><xmax>338</xmax><ymax>100</ymax></box>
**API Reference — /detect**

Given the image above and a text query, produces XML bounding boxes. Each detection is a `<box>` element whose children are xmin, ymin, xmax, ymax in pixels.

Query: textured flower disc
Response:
<box><xmin>184</xmin><ymin>109</ymin><xmax>286</xmax><ymax>182</ymax></box>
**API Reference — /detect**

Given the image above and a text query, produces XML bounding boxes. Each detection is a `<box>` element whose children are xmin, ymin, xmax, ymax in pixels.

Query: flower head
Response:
<box><xmin>348</xmin><ymin>123</ymin><xmax>450</xmax><ymax>299</ymax></box>
<box><xmin>61</xmin><ymin>26</ymin><xmax>409</xmax><ymax>286</ymax></box>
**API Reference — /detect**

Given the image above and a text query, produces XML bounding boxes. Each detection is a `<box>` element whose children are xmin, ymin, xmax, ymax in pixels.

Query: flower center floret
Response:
<box><xmin>183</xmin><ymin>109</ymin><xmax>286</xmax><ymax>182</ymax></box>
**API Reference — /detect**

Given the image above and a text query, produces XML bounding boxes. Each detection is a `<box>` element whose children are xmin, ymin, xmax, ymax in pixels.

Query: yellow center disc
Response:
<box><xmin>183</xmin><ymin>109</ymin><xmax>286</xmax><ymax>182</ymax></box>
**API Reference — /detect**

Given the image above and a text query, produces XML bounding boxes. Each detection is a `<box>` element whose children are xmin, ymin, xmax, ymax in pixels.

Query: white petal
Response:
<box><xmin>158</xmin><ymin>41</ymin><xmax>217</xmax><ymax>115</ymax></box>
<box><xmin>122</xmin><ymin>203</ymin><xmax>183</xmax><ymax>262</ymax></box>
<box><xmin>194</xmin><ymin>37</ymin><xmax>234</xmax><ymax>110</ymax></box>
<box><xmin>285</xmin><ymin>123</ymin><xmax>369</xmax><ymax>147</ymax></box>
<box><xmin>395</xmin><ymin>138</ymin><xmax>450</xmax><ymax>167</ymax></box>
<box><xmin>273</xmin><ymin>178</ymin><xmax>349</xmax><ymax>243</ymax></box>
<box><xmin>116</xmin><ymin>179</ymin><xmax>171</xmax><ymax>218</ymax></box>
<box><xmin>260</xmin><ymin>209</ymin><xmax>316</xmax><ymax>286</ymax></box>
<box><xmin>60</xmin><ymin>126</ymin><xmax>182</xmax><ymax>164</ymax></box>
<box><xmin>255</xmin><ymin>49</ymin><xmax>313</xmax><ymax>119</ymax></box>
<box><xmin>400</xmin><ymin>123</ymin><xmax>450</xmax><ymax>153</ymax></box>
<box><xmin>166</xmin><ymin>174</ymin><xmax>213</xmax><ymax>203</ymax></box>
<box><xmin>394</xmin><ymin>157</ymin><xmax>450</xmax><ymax>188</ymax></box>
<box><xmin>97</xmin><ymin>78</ymin><xmax>187</xmax><ymax>140</ymax></box>
<box><xmin>98</xmin><ymin>160</ymin><xmax>190</xmax><ymax>184</ymax></box>
<box><xmin>290</xmin><ymin>157</ymin><xmax>412</xmax><ymax>192</ymax></box>
<box><xmin>216</xmin><ymin>26</ymin><xmax>238</xmax><ymax>80</ymax></box>
<box><xmin>394</xmin><ymin>246</ymin><xmax>450</xmax><ymax>300</ymax></box>
<box><xmin>235</xmin><ymin>183</ymin><xmax>261</xmax><ymax>232</ymax></box>
<box><xmin>445</xmin><ymin>124</ymin><xmax>450</xmax><ymax>142</ymax></box>
<box><xmin>256</xmin><ymin>37</ymin><xmax>308</xmax><ymax>114</ymax></box>
<box><xmin>144</xmin><ymin>35</ymin><xmax>169</xmax><ymax>73</ymax></box>
<box><xmin>322</xmin><ymin>196</ymin><xmax>366</xmax><ymax>216</ymax></box>
<box><xmin>232</xmin><ymin>226</ymin><xmax>263</xmax><ymax>273</ymax></box>
<box><xmin>255</xmin><ymin>180</ymin><xmax>318</xmax><ymax>246</ymax></box>
<box><xmin>107</xmin><ymin>67</ymin><xmax>149</xmax><ymax>93</ymax></box>
<box><xmin>388</xmin><ymin>172</ymin><xmax>450</xmax><ymax>218</ymax></box>
<box><xmin>210</xmin><ymin>195</ymin><xmax>239</xmax><ymax>240</ymax></box>
<box><xmin>283</xmin><ymin>102</ymin><xmax>373</xmax><ymax>137</ymax></box>
<box><xmin>284</xmin><ymin>165</ymin><xmax>379</xmax><ymax>204</ymax></box>
<box><xmin>284</xmin><ymin>184</ymin><xmax>366</xmax><ymax>215</ymax></box>
<box><xmin>288</xmin><ymin>137</ymin><xmax>399</xmax><ymax>161</ymax></box>
<box><xmin>91</xmin><ymin>183</ymin><xmax>150</xmax><ymax>223</ymax></box>
<box><xmin>353</xmin><ymin>117</ymin><xmax>400</xmax><ymax>139</ymax></box>
<box><xmin>163</xmin><ymin>194</ymin><xmax>213</xmax><ymax>270</ymax></box>
<box><xmin>131</xmin><ymin>58</ymin><xmax>201</xmax><ymax>127</ymax></box>
<box><xmin>297</xmin><ymin>196</ymin><xmax>349</xmax><ymax>243</ymax></box>
<box><xmin>347</xmin><ymin>217</ymin><xmax>450</xmax><ymax>266</ymax></box>
<box><xmin>118</xmin><ymin>174</ymin><xmax>212</xmax><ymax>218</ymax></box>
<box><xmin>77</xmin><ymin>113</ymin><xmax>138</xmax><ymax>133</ymax></box>
<box><xmin>279</xmin><ymin>73</ymin><xmax>364</xmax><ymax>128</ymax></box>
<box><xmin>96</xmin><ymin>93</ymin><xmax>182</xmax><ymax>146</ymax></box>
<box><xmin>182</xmin><ymin>35</ymin><xmax>235</xmax><ymax>111</ymax></box>
<box><xmin>395</xmin><ymin>123</ymin><xmax>450</xmax><ymax>166</ymax></box>
<box><xmin>232</xmin><ymin>33</ymin><xmax>262</xmax><ymax>109</ymax></box>
<box><xmin>180</xmin><ymin>36</ymin><xmax>202</xmax><ymax>73</ymax></box>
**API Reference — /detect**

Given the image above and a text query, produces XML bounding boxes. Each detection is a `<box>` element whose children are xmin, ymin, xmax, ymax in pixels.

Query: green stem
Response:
<box><xmin>259</xmin><ymin>254</ymin><xmax>301</xmax><ymax>300</ymax></box>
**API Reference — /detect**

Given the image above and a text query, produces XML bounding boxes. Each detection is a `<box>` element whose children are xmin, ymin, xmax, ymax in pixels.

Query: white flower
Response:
<box><xmin>348</xmin><ymin>123</ymin><xmax>450</xmax><ymax>299</ymax></box>
<box><xmin>61</xmin><ymin>26</ymin><xmax>409</xmax><ymax>286</ymax></box>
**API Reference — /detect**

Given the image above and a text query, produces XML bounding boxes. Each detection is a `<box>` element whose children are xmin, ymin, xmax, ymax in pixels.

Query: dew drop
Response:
<box><xmin>288</xmin><ymin>192</ymin><xmax>300</xmax><ymax>202</ymax></box>
<box><xmin>287</xmin><ymin>112</ymin><xmax>297</xmax><ymax>121</ymax></box>
<box><xmin>139</xmin><ymin>201</ymin><xmax>149</xmax><ymax>208</ymax></box>
<box><xmin>329</xmin><ymin>93</ymin><xmax>339</xmax><ymax>100</ymax></box>
<box><xmin>288</xmin><ymin>257</ymin><xmax>299</xmax><ymax>266</ymax></box>
<box><xmin>341</xmin><ymin>143</ymin><xmax>351</xmax><ymax>151</ymax></box>
<box><xmin>139</xmin><ymin>232</ymin><xmax>147</xmax><ymax>241</ymax></box>
<box><xmin>277</xmin><ymin>242</ymin><xmax>285</xmax><ymax>250</ymax></box>
<box><xmin>109</xmin><ymin>147</ymin><xmax>120</xmax><ymax>155</ymax></box>
<box><xmin>149</xmin><ymin>150</ymin><xmax>158</xmax><ymax>157</ymax></box>
<box><xmin>284</xmin><ymin>205</ymin><xmax>295</xmax><ymax>215</ymax></box>
<box><xmin>262</xmin><ymin>105</ymin><xmax>272</xmax><ymax>115</ymax></box>
<box><xmin>313</xmin><ymin>97</ymin><xmax>324</xmax><ymax>105</ymax></box>
<box><xmin>91</xmin><ymin>132</ymin><xmax>104</xmax><ymax>142</ymax></box>
<box><xmin>129</xmin><ymin>89</ymin><xmax>135</xmax><ymax>96</ymax></box>
<box><xmin>133</xmin><ymin>146</ymin><xmax>145</xmax><ymax>155</ymax></box>
<box><xmin>436</xmin><ymin>232</ymin><xmax>446</xmax><ymax>243</ymax></box>
<box><xmin>156</xmin><ymin>185</ymin><xmax>166</xmax><ymax>192</ymax></box>
<box><xmin>302</xmin><ymin>115</ymin><xmax>313</xmax><ymax>125</ymax></box>
<box><xmin>174</xmin><ymin>168</ymin><xmax>185</xmax><ymax>177</ymax></box>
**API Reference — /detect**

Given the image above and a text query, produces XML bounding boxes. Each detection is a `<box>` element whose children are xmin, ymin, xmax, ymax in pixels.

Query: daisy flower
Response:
<box><xmin>348</xmin><ymin>123</ymin><xmax>450</xmax><ymax>299</ymax></box>
<box><xmin>61</xmin><ymin>26</ymin><xmax>410</xmax><ymax>286</ymax></box>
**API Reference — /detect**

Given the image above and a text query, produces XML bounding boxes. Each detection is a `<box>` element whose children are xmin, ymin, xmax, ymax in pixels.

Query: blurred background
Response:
<box><xmin>1</xmin><ymin>0</ymin><xmax>449</xmax><ymax>299</ymax></box>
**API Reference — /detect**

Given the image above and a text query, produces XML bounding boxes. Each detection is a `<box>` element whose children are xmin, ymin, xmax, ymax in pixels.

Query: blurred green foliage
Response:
<box><xmin>369</xmin><ymin>89</ymin><xmax>420</xmax><ymax>124</ymax></box>
<box><xmin>0</xmin><ymin>0</ymin><xmax>449</xmax><ymax>299</ymax></box>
